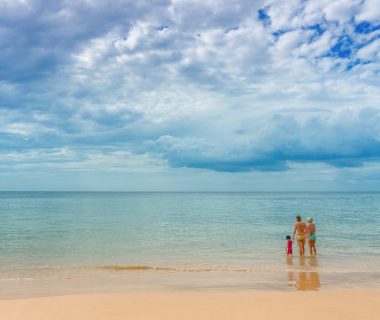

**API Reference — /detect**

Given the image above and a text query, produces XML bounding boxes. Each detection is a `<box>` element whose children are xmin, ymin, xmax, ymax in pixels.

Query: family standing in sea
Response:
<box><xmin>286</xmin><ymin>215</ymin><xmax>316</xmax><ymax>256</ymax></box>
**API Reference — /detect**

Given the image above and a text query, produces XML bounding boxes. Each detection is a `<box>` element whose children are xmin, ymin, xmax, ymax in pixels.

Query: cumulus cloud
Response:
<box><xmin>0</xmin><ymin>0</ymin><xmax>380</xmax><ymax>178</ymax></box>
<box><xmin>149</xmin><ymin>107</ymin><xmax>380</xmax><ymax>171</ymax></box>
<box><xmin>356</xmin><ymin>0</ymin><xmax>380</xmax><ymax>23</ymax></box>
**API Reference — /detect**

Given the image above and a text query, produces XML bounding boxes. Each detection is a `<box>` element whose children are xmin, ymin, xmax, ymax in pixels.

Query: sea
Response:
<box><xmin>1</xmin><ymin>192</ymin><xmax>380</xmax><ymax>296</ymax></box>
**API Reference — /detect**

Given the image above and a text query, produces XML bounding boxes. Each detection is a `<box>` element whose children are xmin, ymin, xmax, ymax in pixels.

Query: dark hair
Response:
<box><xmin>296</xmin><ymin>215</ymin><xmax>302</xmax><ymax>222</ymax></box>
<box><xmin>286</xmin><ymin>235</ymin><xmax>291</xmax><ymax>240</ymax></box>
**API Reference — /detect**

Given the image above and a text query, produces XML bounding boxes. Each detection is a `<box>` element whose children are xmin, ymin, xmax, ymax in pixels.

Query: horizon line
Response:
<box><xmin>1</xmin><ymin>190</ymin><xmax>380</xmax><ymax>193</ymax></box>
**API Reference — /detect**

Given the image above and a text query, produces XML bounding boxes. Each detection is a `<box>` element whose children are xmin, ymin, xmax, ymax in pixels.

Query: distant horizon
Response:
<box><xmin>1</xmin><ymin>190</ymin><xmax>380</xmax><ymax>193</ymax></box>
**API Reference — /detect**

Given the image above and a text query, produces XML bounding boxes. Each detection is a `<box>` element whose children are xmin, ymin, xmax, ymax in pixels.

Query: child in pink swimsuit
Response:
<box><xmin>286</xmin><ymin>235</ymin><xmax>293</xmax><ymax>256</ymax></box>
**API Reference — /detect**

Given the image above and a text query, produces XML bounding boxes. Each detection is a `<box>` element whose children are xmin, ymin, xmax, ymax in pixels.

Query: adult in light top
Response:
<box><xmin>306</xmin><ymin>217</ymin><xmax>317</xmax><ymax>256</ymax></box>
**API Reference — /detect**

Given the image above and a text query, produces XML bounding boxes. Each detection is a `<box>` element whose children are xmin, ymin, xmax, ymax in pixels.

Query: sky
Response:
<box><xmin>0</xmin><ymin>0</ymin><xmax>380</xmax><ymax>191</ymax></box>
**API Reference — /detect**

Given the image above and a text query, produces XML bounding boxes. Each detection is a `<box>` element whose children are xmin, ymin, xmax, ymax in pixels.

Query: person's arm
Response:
<box><xmin>293</xmin><ymin>223</ymin><xmax>297</xmax><ymax>240</ymax></box>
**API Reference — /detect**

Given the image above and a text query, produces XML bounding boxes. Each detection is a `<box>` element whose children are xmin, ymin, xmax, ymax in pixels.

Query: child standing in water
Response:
<box><xmin>286</xmin><ymin>235</ymin><xmax>293</xmax><ymax>256</ymax></box>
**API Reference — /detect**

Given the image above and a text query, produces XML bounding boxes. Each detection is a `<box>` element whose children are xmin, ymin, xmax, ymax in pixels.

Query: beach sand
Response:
<box><xmin>1</xmin><ymin>289</ymin><xmax>379</xmax><ymax>320</ymax></box>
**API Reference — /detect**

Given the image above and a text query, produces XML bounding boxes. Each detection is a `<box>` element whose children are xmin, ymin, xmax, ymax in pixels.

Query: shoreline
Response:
<box><xmin>1</xmin><ymin>268</ymin><xmax>380</xmax><ymax>300</ymax></box>
<box><xmin>1</xmin><ymin>289</ymin><xmax>379</xmax><ymax>320</ymax></box>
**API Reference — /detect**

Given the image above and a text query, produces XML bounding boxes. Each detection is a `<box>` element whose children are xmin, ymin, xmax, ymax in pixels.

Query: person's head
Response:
<box><xmin>286</xmin><ymin>235</ymin><xmax>291</xmax><ymax>240</ymax></box>
<box><xmin>307</xmin><ymin>217</ymin><xmax>313</xmax><ymax>223</ymax></box>
<box><xmin>296</xmin><ymin>215</ymin><xmax>302</xmax><ymax>222</ymax></box>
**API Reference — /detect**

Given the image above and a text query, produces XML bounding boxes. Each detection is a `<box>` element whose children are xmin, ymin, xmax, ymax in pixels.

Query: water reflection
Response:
<box><xmin>287</xmin><ymin>256</ymin><xmax>320</xmax><ymax>291</ymax></box>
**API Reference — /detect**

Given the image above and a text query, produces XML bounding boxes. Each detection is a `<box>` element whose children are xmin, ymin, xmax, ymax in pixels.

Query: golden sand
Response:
<box><xmin>1</xmin><ymin>289</ymin><xmax>379</xmax><ymax>320</ymax></box>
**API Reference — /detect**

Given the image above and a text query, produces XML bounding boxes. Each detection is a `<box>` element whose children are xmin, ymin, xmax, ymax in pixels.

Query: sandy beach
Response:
<box><xmin>1</xmin><ymin>289</ymin><xmax>379</xmax><ymax>320</ymax></box>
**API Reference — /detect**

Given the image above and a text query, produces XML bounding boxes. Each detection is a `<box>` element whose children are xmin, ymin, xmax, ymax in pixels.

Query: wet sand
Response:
<box><xmin>1</xmin><ymin>289</ymin><xmax>379</xmax><ymax>320</ymax></box>
<box><xmin>1</xmin><ymin>257</ymin><xmax>379</xmax><ymax>319</ymax></box>
<box><xmin>2</xmin><ymin>264</ymin><xmax>380</xmax><ymax>299</ymax></box>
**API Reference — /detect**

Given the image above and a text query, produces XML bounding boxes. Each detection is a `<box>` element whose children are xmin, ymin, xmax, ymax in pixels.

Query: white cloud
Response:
<box><xmin>323</xmin><ymin>0</ymin><xmax>361</xmax><ymax>23</ymax></box>
<box><xmin>0</xmin><ymin>148</ymin><xmax>167</xmax><ymax>173</ymax></box>
<box><xmin>266</xmin><ymin>0</ymin><xmax>304</xmax><ymax>30</ymax></box>
<box><xmin>357</xmin><ymin>38</ymin><xmax>380</xmax><ymax>61</ymax></box>
<box><xmin>356</xmin><ymin>0</ymin><xmax>380</xmax><ymax>23</ymax></box>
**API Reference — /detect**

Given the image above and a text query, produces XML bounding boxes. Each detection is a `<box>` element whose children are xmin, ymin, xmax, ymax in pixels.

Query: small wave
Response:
<box><xmin>15</xmin><ymin>264</ymin><xmax>332</xmax><ymax>273</ymax></box>
<box><xmin>0</xmin><ymin>277</ymin><xmax>35</xmax><ymax>282</ymax></box>
<box><xmin>95</xmin><ymin>265</ymin><xmax>259</xmax><ymax>272</ymax></box>
<box><xmin>97</xmin><ymin>265</ymin><xmax>155</xmax><ymax>271</ymax></box>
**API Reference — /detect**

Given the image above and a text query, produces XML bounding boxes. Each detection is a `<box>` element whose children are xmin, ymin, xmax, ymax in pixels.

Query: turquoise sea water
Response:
<box><xmin>1</xmin><ymin>192</ymin><xmax>380</xmax><ymax>293</ymax></box>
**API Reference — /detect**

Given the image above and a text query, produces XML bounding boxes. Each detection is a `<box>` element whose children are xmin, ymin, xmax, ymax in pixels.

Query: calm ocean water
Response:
<box><xmin>1</xmin><ymin>192</ymin><xmax>380</xmax><ymax>290</ymax></box>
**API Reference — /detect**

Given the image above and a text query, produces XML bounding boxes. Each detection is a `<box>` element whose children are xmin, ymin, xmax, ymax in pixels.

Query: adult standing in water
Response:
<box><xmin>306</xmin><ymin>217</ymin><xmax>317</xmax><ymax>255</ymax></box>
<box><xmin>293</xmin><ymin>215</ymin><xmax>307</xmax><ymax>256</ymax></box>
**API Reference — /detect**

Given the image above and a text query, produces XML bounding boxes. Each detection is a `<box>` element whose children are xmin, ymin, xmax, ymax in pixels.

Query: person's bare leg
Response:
<box><xmin>308</xmin><ymin>240</ymin><xmax>316</xmax><ymax>255</ymax></box>
<box><xmin>297</xmin><ymin>239</ymin><xmax>302</xmax><ymax>256</ymax></box>
<box><xmin>302</xmin><ymin>239</ymin><xmax>306</xmax><ymax>256</ymax></box>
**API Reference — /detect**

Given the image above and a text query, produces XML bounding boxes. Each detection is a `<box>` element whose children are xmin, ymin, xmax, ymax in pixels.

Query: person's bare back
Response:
<box><xmin>293</xmin><ymin>215</ymin><xmax>307</xmax><ymax>256</ymax></box>
<box><xmin>306</xmin><ymin>222</ymin><xmax>316</xmax><ymax>236</ymax></box>
<box><xmin>294</xmin><ymin>221</ymin><xmax>307</xmax><ymax>238</ymax></box>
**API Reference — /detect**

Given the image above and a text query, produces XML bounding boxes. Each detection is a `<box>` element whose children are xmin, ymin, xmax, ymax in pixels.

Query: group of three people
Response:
<box><xmin>286</xmin><ymin>215</ymin><xmax>316</xmax><ymax>256</ymax></box>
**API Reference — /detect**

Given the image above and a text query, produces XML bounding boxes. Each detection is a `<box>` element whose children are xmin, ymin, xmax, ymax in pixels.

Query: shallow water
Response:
<box><xmin>1</xmin><ymin>192</ymin><xmax>380</xmax><ymax>294</ymax></box>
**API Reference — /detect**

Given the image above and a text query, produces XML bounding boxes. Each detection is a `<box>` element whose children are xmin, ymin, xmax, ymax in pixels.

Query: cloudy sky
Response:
<box><xmin>1</xmin><ymin>0</ymin><xmax>380</xmax><ymax>191</ymax></box>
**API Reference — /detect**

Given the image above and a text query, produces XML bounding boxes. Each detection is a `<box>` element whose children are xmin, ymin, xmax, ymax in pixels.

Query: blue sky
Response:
<box><xmin>1</xmin><ymin>0</ymin><xmax>380</xmax><ymax>191</ymax></box>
